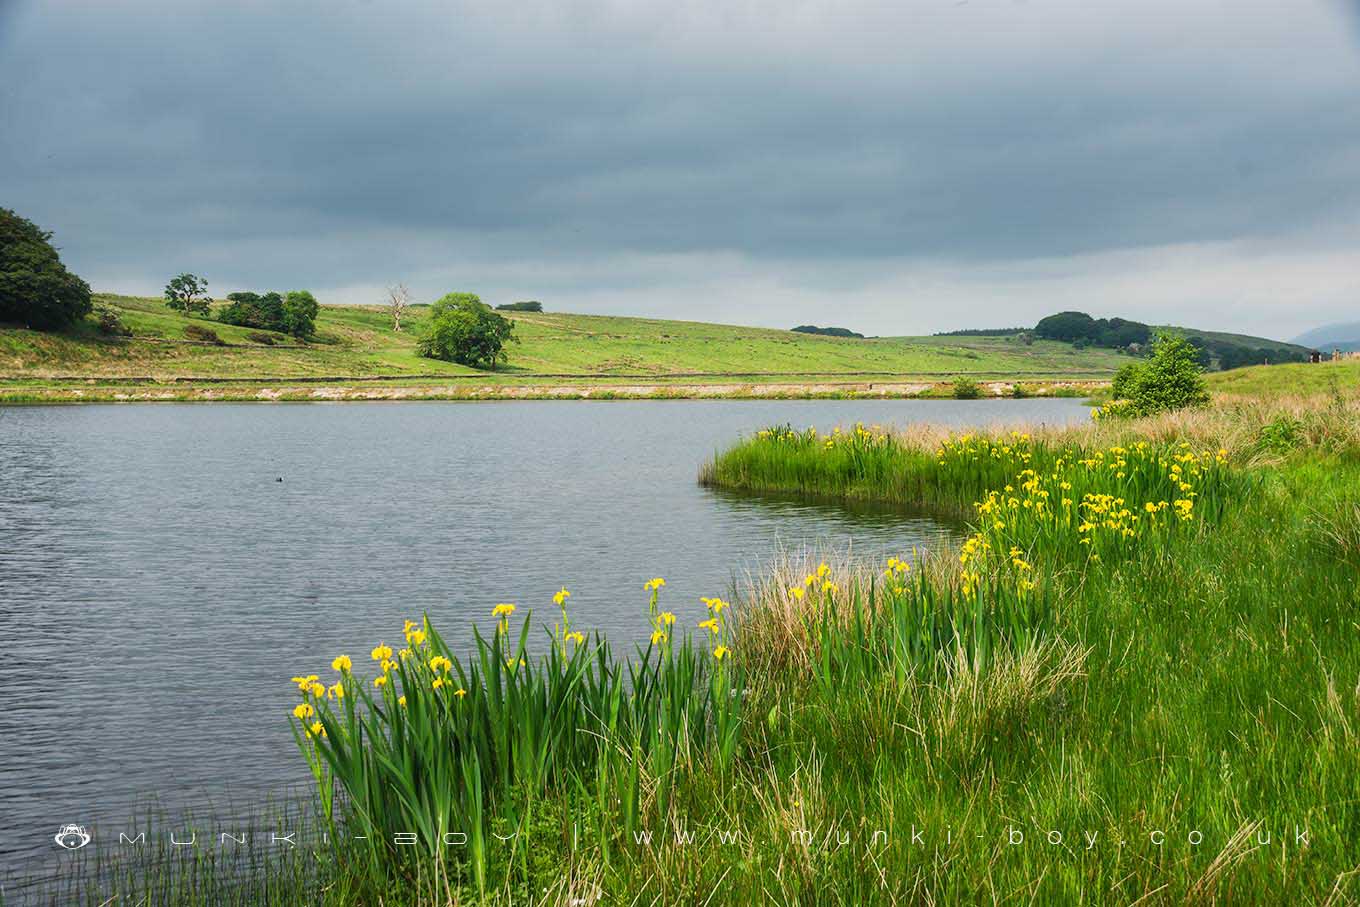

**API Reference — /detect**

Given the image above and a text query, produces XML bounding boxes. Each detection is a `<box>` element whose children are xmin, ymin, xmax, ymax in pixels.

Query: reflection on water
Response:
<box><xmin>0</xmin><ymin>397</ymin><xmax>1089</xmax><ymax>877</ymax></box>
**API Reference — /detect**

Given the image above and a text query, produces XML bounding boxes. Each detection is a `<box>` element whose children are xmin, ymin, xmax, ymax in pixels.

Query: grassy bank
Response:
<box><xmin>0</xmin><ymin>294</ymin><xmax>1127</xmax><ymax>402</ymax></box>
<box><xmin>1207</xmin><ymin>357</ymin><xmax>1360</xmax><ymax>399</ymax></box>
<box><xmin>42</xmin><ymin>391</ymin><xmax>1360</xmax><ymax>905</ymax></box>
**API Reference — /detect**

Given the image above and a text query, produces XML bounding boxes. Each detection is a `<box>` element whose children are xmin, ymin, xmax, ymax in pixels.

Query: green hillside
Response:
<box><xmin>1</xmin><ymin>294</ymin><xmax>1128</xmax><ymax>383</ymax></box>
<box><xmin>1162</xmin><ymin>325</ymin><xmax>1313</xmax><ymax>357</ymax></box>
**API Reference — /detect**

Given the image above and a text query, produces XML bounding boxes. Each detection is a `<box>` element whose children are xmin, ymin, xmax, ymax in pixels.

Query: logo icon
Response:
<box><xmin>54</xmin><ymin>824</ymin><xmax>91</xmax><ymax>850</ymax></box>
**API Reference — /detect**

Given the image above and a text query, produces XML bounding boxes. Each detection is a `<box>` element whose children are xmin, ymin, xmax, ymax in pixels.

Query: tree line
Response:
<box><xmin>1034</xmin><ymin>310</ymin><xmax>1308</xmax><ymax>369</ymax></box>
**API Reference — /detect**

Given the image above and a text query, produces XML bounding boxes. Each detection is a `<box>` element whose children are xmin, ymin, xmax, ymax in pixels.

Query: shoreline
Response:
<box><xmin>0</xmin><ymin>378</ymin><xmax>1106</xmax><ymax>404</ymax></box>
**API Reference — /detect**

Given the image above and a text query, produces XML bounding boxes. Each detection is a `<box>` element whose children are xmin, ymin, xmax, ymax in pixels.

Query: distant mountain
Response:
<box><xmin>1293</xmin><ymin>322</ymin><xmax>1360</xmax><ymax>352</ymax></box>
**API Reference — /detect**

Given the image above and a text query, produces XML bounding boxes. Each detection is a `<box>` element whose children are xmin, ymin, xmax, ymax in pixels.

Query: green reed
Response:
<box><xmin>289</xmin><ymin>592</ymin><xmax>742</xmax><ymax>893</ymax></box>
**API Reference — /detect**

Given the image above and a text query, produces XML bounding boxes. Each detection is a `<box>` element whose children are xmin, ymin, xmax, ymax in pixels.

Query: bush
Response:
<box><xmin>1258</xmin><ymin>416</ymin><xmax>1304</xmax><ymax>453</ymax></box>
<box><xmin>1110</xmin><ymin>362</ymin><xmax>1141</xmax><ymax>399</ymax></box>
<box><xmin>496</xmin><ymin>300</ymin><xmax>543</xmax><ymax>312</ymax></box>
<box><xmin>1107</xmin><ymin>332</ymin><xmax>1209</xmax><ymax>416</ymax></box>
<box><xmin>1008</xmin><ymin>383</ymin><xmax>1029</xmax><ymax>398</ymax></box>
<box><xmin>952</xmin><ymin>377</ymin><xmax>982</xmax><ymax>399</ymax></box>
<box><xmin>247</xmin><ymin>331</ymin><xmax>277</xmax><ymax>345</ymax></box>
<box><xmin>164</xmin><ymin>273</ymin><xmax>211</xmax><ymax>314</ymax></box>
<box><xmin>0</xmin><ymin>207</ymin><xmax>92</xmax><ymax>330</ymax></box>
<box><xmin>183</xmin><ymin>324</ymin><xmax>224</xmax><ymax>345</ymax></box>
<box><xmin>94</xmin><ymin>305</ymin><xmax>131</xmax><ymax>336</ymax></box>
<box><xmin>417</xmin><ymin>292</ymin><xmax>517</xmax><ymax>368</ymax></box>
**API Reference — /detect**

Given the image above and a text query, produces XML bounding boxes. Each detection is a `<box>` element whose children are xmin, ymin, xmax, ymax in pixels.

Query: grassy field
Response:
<box><xmin>1208</xmin><ymin>357</ymin><xmax>1360</xmax><ymax>399</ymax></box>
<box><xmin>43</xmin><ymin>386</ymin><xmax>1360</xmax><ymax>905</ymax></box>
<box><xmin>0</xmin><ymin>294</ymin><xmax>1130</xmax><ymax>401</ymax></box>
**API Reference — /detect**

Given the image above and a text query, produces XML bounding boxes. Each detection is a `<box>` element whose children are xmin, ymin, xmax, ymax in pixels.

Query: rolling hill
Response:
<box><xmin>0</xmin><ymin>294</ymin><xmax>1129</xmax><ymax>384</ymax></box>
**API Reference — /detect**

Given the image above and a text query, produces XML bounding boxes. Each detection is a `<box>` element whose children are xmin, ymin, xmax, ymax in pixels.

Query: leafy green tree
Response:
<box><xmin>0</xmin><ymin>207</ymin><xmax>92</xmax><ymax>330</ymax></box>
<box><xmin>1111</xmin><ymin>332</ymin><xmax>1209</xmax><ymax>416</ymax></box>
<box><xmin>164</xmin><ymin>273</ymin><xmax>211</xmax><ymax>314</ymax></box>
<box><xmin>417</xmin><ymin>292</ymin><xmax>517</xmax><ymax>368</ymax></box>
<box><xmin>218</xmin><ymin>291</ymin><xmax>287</xmax><ymax>332</ymax></box>
<box><xmin>283</xmin><ymin>290</ymin><xmax>319</xmax><ymax>338</ymax></box>
<box><xmin>1034</xmin><ymin>311</ymin><xmax>1098</xmax><ymax>343</ymax></box>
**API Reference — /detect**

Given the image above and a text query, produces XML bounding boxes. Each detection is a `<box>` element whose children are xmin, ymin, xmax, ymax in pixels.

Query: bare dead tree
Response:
<box><xmin>386</xmin><ymin>283</ymin><xmax>411</xmax><ymax>332</ymax></box>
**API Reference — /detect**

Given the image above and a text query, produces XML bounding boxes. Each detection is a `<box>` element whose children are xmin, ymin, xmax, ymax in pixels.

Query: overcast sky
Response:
<box><xmin>2</xmin><ymin>0</ymin><xmax>1357</xmax><ymax>338</ymax></box>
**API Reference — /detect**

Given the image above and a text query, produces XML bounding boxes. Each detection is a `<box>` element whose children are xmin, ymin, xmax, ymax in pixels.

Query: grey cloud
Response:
<box><xmin>1</xmin><ymin>0</ymin><xmax>1358</xmax><ymax>334</ymax></box>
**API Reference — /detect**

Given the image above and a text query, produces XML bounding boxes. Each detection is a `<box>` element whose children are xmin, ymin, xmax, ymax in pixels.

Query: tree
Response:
<box><xmin>164</xmin><ymin>273</ymin><xmax>211</xmax><ymax>314</ymax></box>
<box><xmin>0</xmin><ymin>207</ymin><xmax>92</xmax><ymax>330</ymax></box>
<box><xmin>1110</xmin><ymin>332</ymin><xmax>1209</xmax><ymax>416</ymax></box>
<box><xmin>283</xmin><ymin>290</ymin><xmax>319</xmax><ymax>338</ymax></box>
<box><xmin>417</xmin><ymin>292</ymin><xmax>517</xmax><ymax>368</ymax></box>
<box><xmin>1034</xmin><ymin>310</ymin><xmax>1151</xmax><ymax>349</ymax></box>
<box><xmin>218</xmin><ymin>291</ymin><xmax>287</xmax><ymax>332</ymax></box>
<box><xmin>1035</xmin><ymin>311</ymin><xmax>1098</xmax><ymax>343</ymax></box>
<box><xmin>386</xmin><ymin>283</ymin><xmax>411</xmax><ymax>332</ymax></box>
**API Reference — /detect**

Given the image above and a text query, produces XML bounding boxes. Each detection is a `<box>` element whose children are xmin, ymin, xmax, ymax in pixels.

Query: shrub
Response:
<box><xmin>496</xmin><ymin>300</ymin><xmax>543</xmax><ymax>312</ymax></box>
<box><xmin>183</xmin><ymin>324</ymin><xmax>224</xmax><ymax>344</ymax></box>
<box><xmin>1009</xmin><ymin>383</ymin><xmax>1029</xmax><ymax>399</ymax></box>
<box><xmin>1257</xmin><ymin>416</ymin><xmax>1304</xmax><ymax>453</ymax></box>
<box><xmin>952</xmin><ymin>377</ymin><xmax>982</xmax><ymax>399</ymax></box>
<box><xmin>0</xmin><ymin>207</ymin><xmax>92</xmax><ymax>330</ymax></box>
<box><xmin>418</xmin><ymin>292</ymin><xmax>517</xmax><ymax>368</ymax></box>
<box><xmin>94</xmin><ymin>305</ymin><xmax>131</xmax><ymax>336</ymax></box>
<box><xmin>1110</xmin><ymin>362</ymin><xmax>1141</xmax><ymax>399</ymax></box>
<box><xmin>164</xmin><ymin>273</ymin><xmax>211</xmax><ymax>314</ymax></box>
<box><xmin>1110</xmin><ymin>332</ymin><xmax>1209</xmax><ymax>417</ymax></box>
<box><xmin>247</xmin><ymin>331</ymin><xmax>277</xmax><ymax>345</ymax></box>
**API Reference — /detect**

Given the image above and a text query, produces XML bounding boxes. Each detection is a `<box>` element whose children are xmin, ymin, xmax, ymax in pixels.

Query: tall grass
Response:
<box><xmin>288</xmin><ymin>590</ymin><xmax>741</xmax><ymax>898</ymax></box>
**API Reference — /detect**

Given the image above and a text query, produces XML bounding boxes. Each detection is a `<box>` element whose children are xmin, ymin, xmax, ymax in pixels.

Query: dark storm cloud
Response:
<box><xmin>1</xmin><ymin>0</ymin><xmax>1358</xmax><ymax>334</ymax></box>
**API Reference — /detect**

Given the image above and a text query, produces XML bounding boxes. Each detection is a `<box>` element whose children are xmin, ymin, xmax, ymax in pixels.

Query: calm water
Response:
<box><xmin>0</xmin><ymin>398</ymin><xmax>1088</xmax><ymax>877</ymax></box>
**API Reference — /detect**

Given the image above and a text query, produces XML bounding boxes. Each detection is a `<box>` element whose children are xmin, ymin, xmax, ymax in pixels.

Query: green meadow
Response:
<box><xmin>0</xmin><ymin>294</ymin><xmax>1126</xmax><ymax>401</ymax></box>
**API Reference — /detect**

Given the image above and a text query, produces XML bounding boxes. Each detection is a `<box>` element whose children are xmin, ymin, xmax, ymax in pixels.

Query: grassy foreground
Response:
<box><xmin>44</xmin><ymin>390</ymin><xmax>1360</xmax><ymax>905</ymax></box>
<box><xmin>0</xmin><ymin>294</ymin><xmax>1125</xmax><ymax>401</ymax></box>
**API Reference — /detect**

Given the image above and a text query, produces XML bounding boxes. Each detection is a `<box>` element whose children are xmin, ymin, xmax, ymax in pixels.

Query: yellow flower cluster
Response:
<box><xmin>882</xmin><ymin>556</ymin><xmax>911</xmax><ymax>594</ymax></box>
<box><xmin>936</xmin><ymin>434</ymin><xmax>1229</xmax><ymax>597</ymax></box>
<box><xmin>800</xmin><ymin>562</ymin><xmax>837</xmax><ymax>594</ymax></box>
<box><xmin>700</xmin><ymin>596</ymin><xmax>732</xmax><ymax>661</ymax></box>
<box><xmin>756</xmin><ymin>422</ymin><xmax>891</xmax><ymax>448</ymax></box>
<box><xmin>492</xmin><ymin>603</ymin><xmax>516</xmax><ymax>636</ymax></box>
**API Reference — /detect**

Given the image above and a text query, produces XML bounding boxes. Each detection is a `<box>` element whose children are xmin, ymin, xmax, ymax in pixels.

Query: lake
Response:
<box><xmin>0</xmin><ymin>397</ymin><xmax>1088</xmax><ymax>877</ymax></box>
